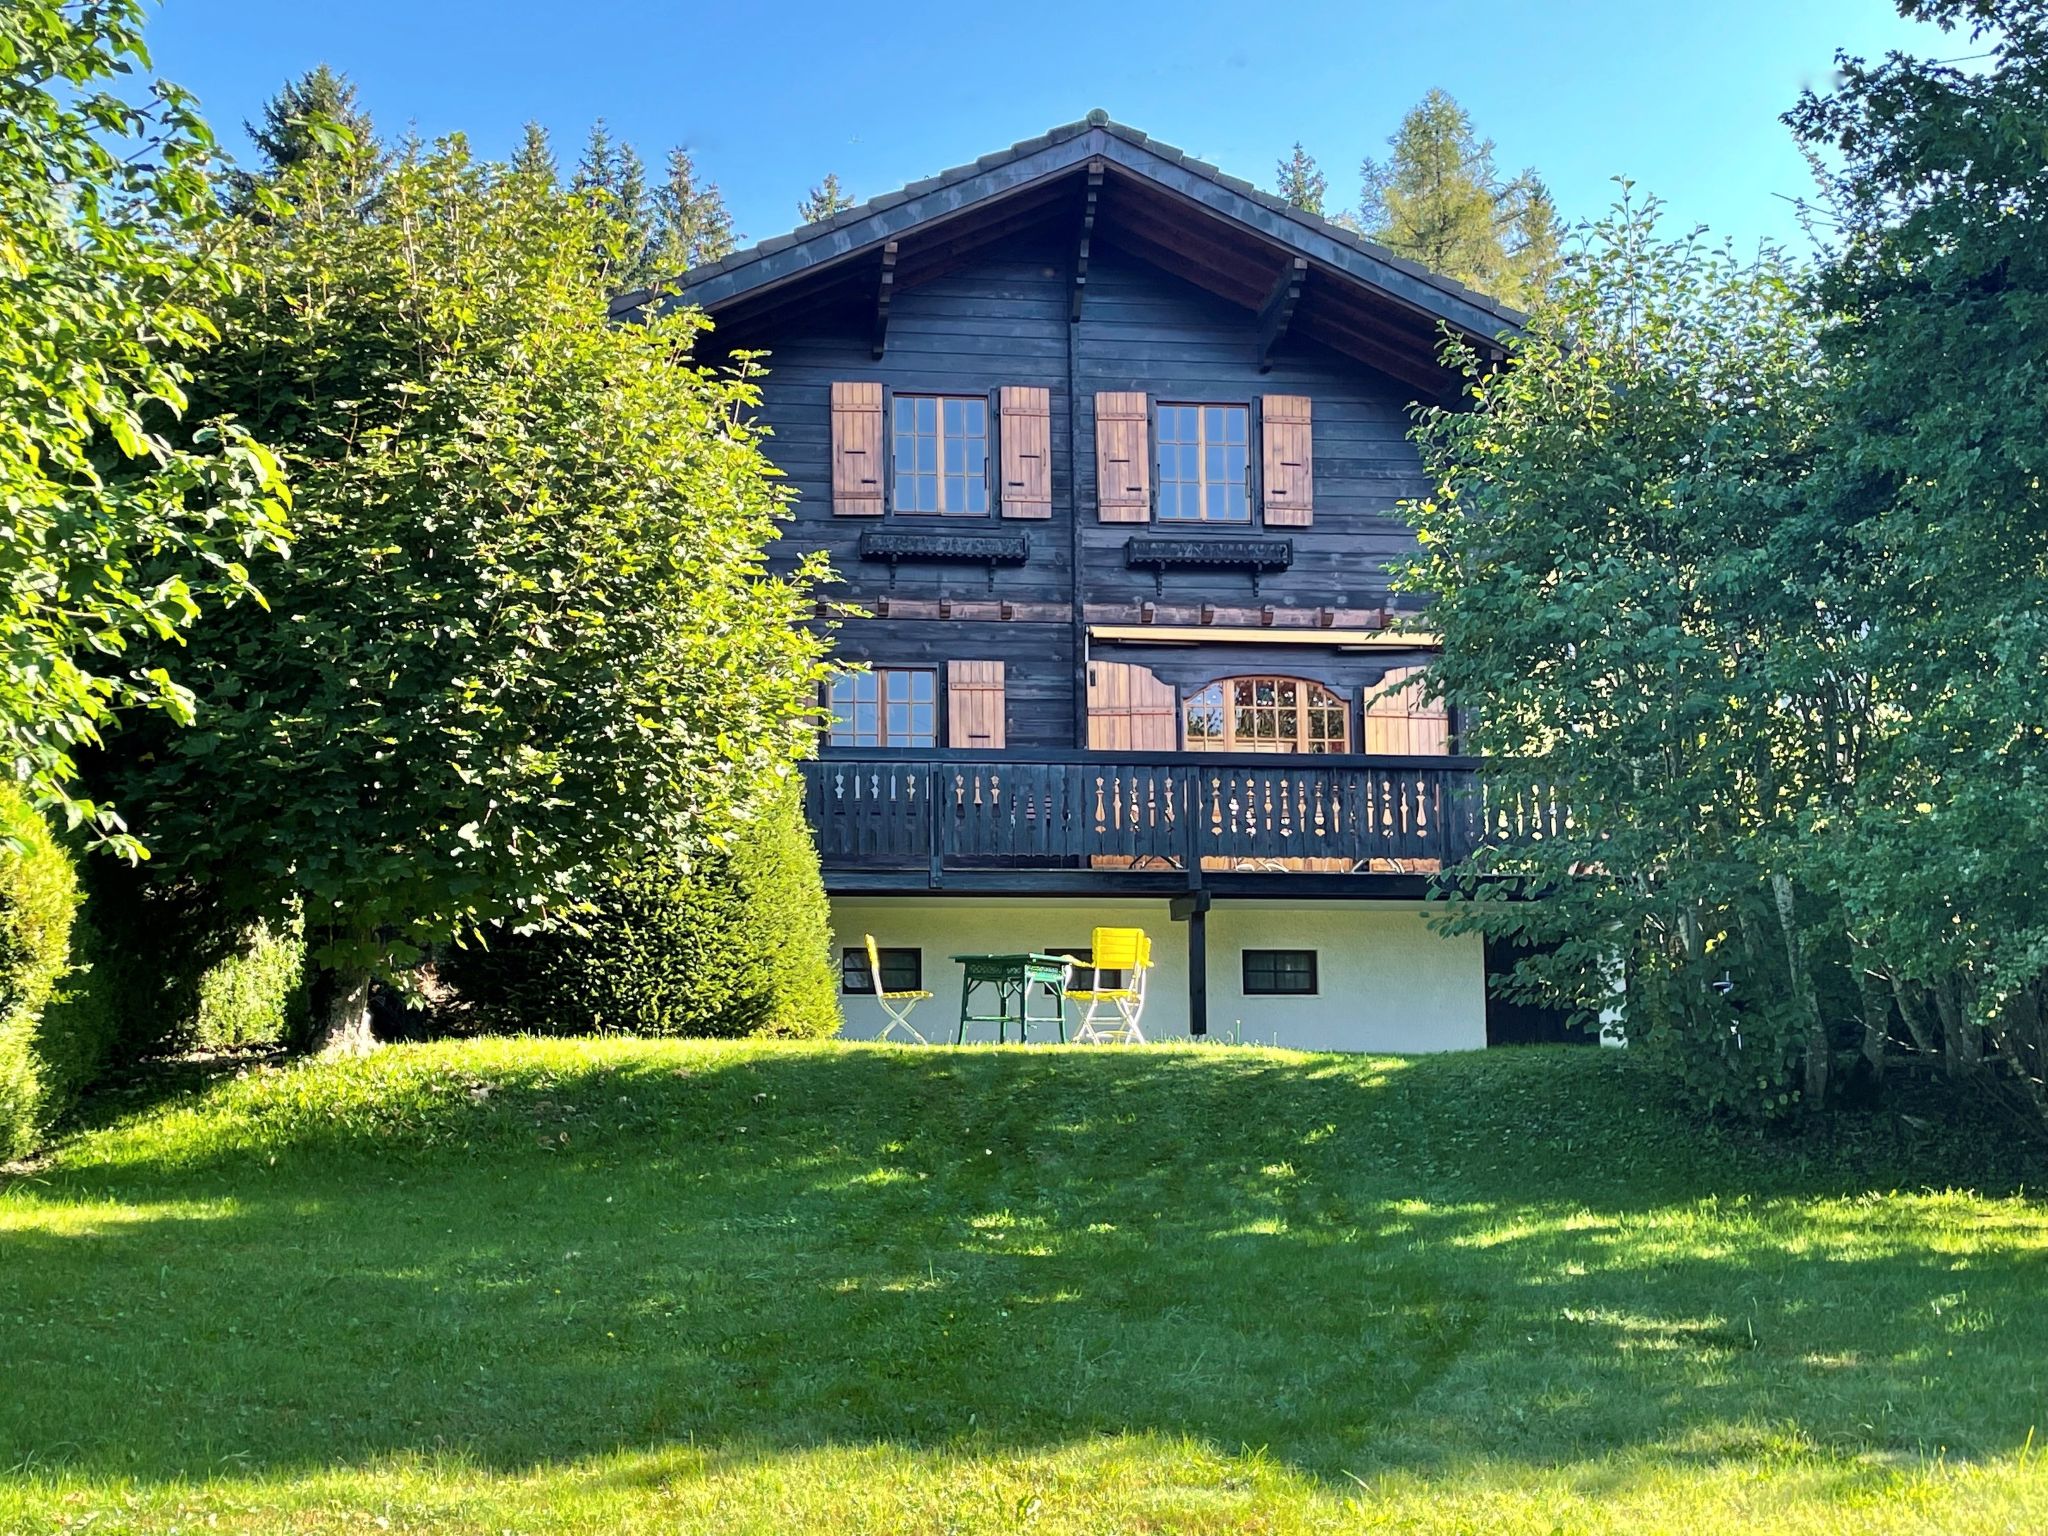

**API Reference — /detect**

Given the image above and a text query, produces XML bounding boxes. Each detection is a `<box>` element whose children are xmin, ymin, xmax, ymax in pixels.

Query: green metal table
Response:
<box><xmin>949</xmin><ymin>952</ymin><xmax>1071</xmax><ymax>1044</ymax></box>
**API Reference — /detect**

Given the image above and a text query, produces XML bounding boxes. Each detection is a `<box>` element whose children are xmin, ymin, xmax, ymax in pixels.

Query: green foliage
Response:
<box><xmin>797</xmin><ymin>171</ymin><xmax>854</xmax><ymax>224</ymax></box>
<box><xmin>445</xmin><ymin>778</ymin><xmax>837</xmax><ymax>1039</ymax></box>
<box><xmin>1273</xmin><ymin>142</ymin><xmax>1328</xmax><ymax>216</ymax></box>
<box><xmin>232</xmin><ymin>63</ymin><xmax>384</xmax><ymax>209</ymax></box>
<box><xmin>107</xmin><ymin>137</ymin><xmax>831</xmax><ymax>1050</ymax></box>
<box><xmin>0</xmin><ymin>787</ymin><xmax>80</xmax><ymax>1157</ymax></box>
<box><xmin>1403</xmin><ymin>191</ymin><xmax>1843</xmax><ymax>1120</ymax></box>
<box><xmin>1784</xmin><ymin>0</ymin><xmax>2048</xmax><ymax>1124</ymax></box>
<box><xmin>509</xmin><ymin>120</ymin><xmax>557</xmax><ymax>182</ymax></box>
<box><xmin>4</xmin><ymin>1040</ymin><xmax>2045</xmax><ymax>1531</ymax></box>
<box><xmin>191</xmin><ymin>917</ymin><xmax>308</xmax><ymax>1050</ymax></box>
<box><xmin>0</xmin><ymin>0</ymin><xmax>289</xmax><ymax>848</ymax></box>
<box><xmin>1360</xmin><ymin>88</ymin><xmax>1560</xmax><ymax>309</ymax></box>
<box><xmin>649</xmin><ymin>145</ymin><xmax>737</xmax><ymax>276</ymax></box>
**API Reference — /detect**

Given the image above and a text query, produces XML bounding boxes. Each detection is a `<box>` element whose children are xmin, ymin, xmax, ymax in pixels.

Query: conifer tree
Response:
<box><xmin>797</xmin><ymin>172</ymin><xmax>854</xmax><ymax>224</ymax></box>
<box><xmin>1274</xmin><ymin>142</ymin><xmax>1328</xmax><ymax>216</ymax></box>
<box><xmin>649</xmin><ymin>146</ymin><xmax>736</xmax><ymax>276</ymax></box>
<box><xmin>231</xmin><ymin>64</ymin><xmax>383</xmax><ymax>211</ymax></box>
<box><xmin>1360</xmin><ymin>89</ymin><xmax>1560</xmax><ymax>308</ymax></box>
<box><xmin>510</xmin><ymin>120</ymin><xmax>557</xmax><ymax>183</ymax></box>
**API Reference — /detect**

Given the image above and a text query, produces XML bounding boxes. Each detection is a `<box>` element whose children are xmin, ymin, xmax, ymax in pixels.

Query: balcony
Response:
<box><xmin>800</xmin><ymin>752</ymin><xmax>1557</xmax><ymax>895</ymax></box>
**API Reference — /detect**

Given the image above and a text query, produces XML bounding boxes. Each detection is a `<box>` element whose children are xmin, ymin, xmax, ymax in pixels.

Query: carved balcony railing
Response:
<box><xmin>800</xmin><ymin>751</ymin><xmax>1559</xmax><ymax>880</ymax></box>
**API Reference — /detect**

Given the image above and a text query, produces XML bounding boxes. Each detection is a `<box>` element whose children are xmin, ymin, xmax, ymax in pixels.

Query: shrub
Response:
<box><xmin>0</xmin><ymin>787</ymin><xmax>81</xmax><ymax>1157</ymax></box>
<box><xmin>191</xmin><ymin>917</ymin><xmax>309</xmax><ymax>1051</ymax></box>
<box><xmin>445</xmin><ymin>779</ymin><xmax>838</xmax><ymax>1040</ymax></box>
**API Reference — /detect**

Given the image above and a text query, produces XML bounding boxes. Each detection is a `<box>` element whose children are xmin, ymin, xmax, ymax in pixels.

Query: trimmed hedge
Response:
<box><xmin>445</xmin><ymin>779</ymin><xmax>839</xmax><ymax>1039</ymax></box>
<box><xmin>0</xmin><ymin>788</ymin><xmax>81</xmax><ymax>1158</ymax></box>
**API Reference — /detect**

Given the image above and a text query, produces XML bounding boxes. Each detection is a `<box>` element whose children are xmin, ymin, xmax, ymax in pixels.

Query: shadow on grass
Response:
<box><xmin>3</xmin><ymin>1043</ymin><xmax>2043</xmax><ymax>1489</ymax></box>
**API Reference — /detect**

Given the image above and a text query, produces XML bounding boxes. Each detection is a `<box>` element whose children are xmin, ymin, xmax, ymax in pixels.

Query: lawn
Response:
<box><xmin>2</xmin><ymin>1039</ymin><xmax>2045</xmax><ymax>1535</ymax></box>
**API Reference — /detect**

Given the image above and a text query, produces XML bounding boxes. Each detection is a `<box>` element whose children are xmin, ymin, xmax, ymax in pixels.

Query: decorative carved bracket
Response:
<box><xmin>858</xmin><ymin>527</ymin><xmax>1032</xmax><ymax>594</ymax></box>
<box><xmin>870</xmin><ymin>241</ymin><xmax>899</xmax><ymax>360</ymax></box>
<box><xmin>1071</xmin><ymin>160</ymin><xmax>1104</xmax><ymax>323</ymax></box>
<box><xmin>1256</xmin><ymin>257</ymin><xmax>1308</xmax><ymax>373</ymax></box>
<box><xmin>1123</xmin><ymin>534</ymin><xmax>1294</xmax><ymax>597</ymax></box>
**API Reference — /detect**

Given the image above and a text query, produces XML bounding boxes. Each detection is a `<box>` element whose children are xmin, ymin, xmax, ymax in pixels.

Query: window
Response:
<box><xmin>1242</xmin><ymin>949</ymin><xmax>1317</xmax><ymax>996</ymax></box>
<box><xmin>828</xmin><ymin>669</ymin><xmax>936</xmax><ymax>747</ymax></box>
<box><xmin>1156</xmin><ymin>403</ymin><xmax>1250</xmax><ymax>523</ymax></box>
<box><xmin>892</xmin><ymin>394</ymin><xmax>988</xmax><ymax>515</ymax></box>
<box><xmin>1184</xmin><ymin>677</ymin><xmax>1350</xmax><ymax>753</ymax></box>
<box><xmin>843</xmin><ymin>946</ymin><xmax>922</xmax><ymax>994</ymax></box>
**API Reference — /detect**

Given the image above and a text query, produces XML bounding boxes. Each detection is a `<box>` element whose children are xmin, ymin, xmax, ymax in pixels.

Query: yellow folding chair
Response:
<box><xmin>1066</xmin><ymin>926</ymin><xmax>1153</xmax><ymax>1044</ymax></box>
<box><xmin>863</xmin><ymin>933</ymin><xmax>933</xmax><ymax>1044</ymax></box>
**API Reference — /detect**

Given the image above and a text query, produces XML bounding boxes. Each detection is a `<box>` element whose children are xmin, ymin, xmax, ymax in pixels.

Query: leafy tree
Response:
<box><xmin>1402</xmin><ymin>192</ymin><xmax>1842</xmax><ymax>1118</ymax></box>
<box><xmin>510</xmin><ymin>120</ymin><xmax>557</xmax><ymax>183</ymax></box>
<box><xmin>112</xmin><ymin>138</ymin><xmax>833</xmax><ymax>1054</ymax></box>
<box><xmin>0</xmin><ymin>0</ymin><xmax>288</xmax><ymax>848</ymax></box>
<box><xmin>649</xmin><ymin>146</ymin><xmax>736</xmax><ymax>277</ymax></box>
<box><xmin>1787</xmin><ymin>0</ymin><xmax>2048</xmax><ymax>1124</ymax></box>
<box><xmin>1361</xmin><ymin>89</ymin><xmax>1560</xmax><ymax>309</ymax></box>
<box><xmin>1274</xmin><ymin>142</ymin><xmax>1328</xmax><ymax>216</ymax></box>
<box><xmin>797</xmin><ymin>172</ymin><xmax>854</xmax><ymax>224</ymax></box>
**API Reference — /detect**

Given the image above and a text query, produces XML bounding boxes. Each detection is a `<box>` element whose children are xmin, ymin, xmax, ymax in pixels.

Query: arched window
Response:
<box><xmin>1183</xmin><ymin>676</ymin><xmax>1349</xmax><ymax>754</ymax></box>
<box><xmin>1362</xmin><ymin>666</ymin><xmax>1451</xmax><ymax>755</ymax></box>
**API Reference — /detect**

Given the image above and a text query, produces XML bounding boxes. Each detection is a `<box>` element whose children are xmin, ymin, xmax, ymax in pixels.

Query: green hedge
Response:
<box><xmin>0</xmin><ymin>788</ymin><xmax>81</xmax><ymax>1158</ymax></box>
<box><xmin>446</xmin><ymin>779</ymin><xmax>839</xmax><ymax>1039</ymax></box>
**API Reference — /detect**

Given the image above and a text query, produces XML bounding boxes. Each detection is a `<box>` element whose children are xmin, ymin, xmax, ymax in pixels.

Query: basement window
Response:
<box><xmin>1242</xmin><ymin>948</ymin><xmax>1318</xmax><ymax>996</ymax></box>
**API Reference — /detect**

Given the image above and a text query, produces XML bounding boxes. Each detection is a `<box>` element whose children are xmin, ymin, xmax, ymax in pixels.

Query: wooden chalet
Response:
<box><xmin>626</xmin><ymin>111</ymin><xmax>1557</xmax><ymax>1049</ymax></box>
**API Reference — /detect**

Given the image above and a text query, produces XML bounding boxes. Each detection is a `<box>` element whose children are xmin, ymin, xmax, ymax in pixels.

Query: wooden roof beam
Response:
<box><xmin>1071</xmin><ymin>159</ymin><xmax>1104</xmax><ymax>322</ymax></box>
<box><xmin>1256</xmin><ymin>257</ymin><xmax>1308</xmax><ymax>373</ymax></box>
<box><xmin>869</xmin><ymin>241</ymin><xmax>899</xmax><ymax>360</ymax></box>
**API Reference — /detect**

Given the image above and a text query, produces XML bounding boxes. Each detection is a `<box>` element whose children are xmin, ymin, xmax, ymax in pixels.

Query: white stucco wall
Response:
<box><xmin>829</xmin><ymin>896</ymin><xmax>1485</xmax><ymax>1053</ymax></box>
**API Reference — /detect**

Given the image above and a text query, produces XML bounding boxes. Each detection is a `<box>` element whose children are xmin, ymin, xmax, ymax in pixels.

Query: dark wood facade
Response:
<box><xmin>638</xmin><ymin>116</ymin><xmax>1526</xmax><ymax>929</ymax></box>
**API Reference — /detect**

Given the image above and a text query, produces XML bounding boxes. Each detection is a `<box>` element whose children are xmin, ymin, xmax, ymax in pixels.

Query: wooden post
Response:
<box><xmin>1171</xmin><ymin>887</ymin><xmax>1211</xmax><ymax>1038</ymax></box>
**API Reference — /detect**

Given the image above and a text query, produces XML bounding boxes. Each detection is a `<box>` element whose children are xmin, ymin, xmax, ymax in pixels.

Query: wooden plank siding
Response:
<box><xmin>729</xmin><ymin>230</ymin><xmax>1441</xmax><ymax>752</ymax></box>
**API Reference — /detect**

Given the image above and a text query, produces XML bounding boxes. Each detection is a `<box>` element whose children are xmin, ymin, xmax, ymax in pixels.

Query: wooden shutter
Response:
<box><xmin>998</xmin><ymin>386</ymin><xmax>1052</xmax><ymax>518</ymax></box>
<box><xmin>1363</xmin><ymin>665</ymin><xmax>1451</xmax><ymax>755</ymax></box>
<box><xmin>1086</xmin><ymin>660</ymin><xmax>1177</xmax><ymax>749</ymax></box>
<box><xmin>947</xmin><ymin>660</ymin><xmax>1006</xmax><ymax>749</ymax></box>
<box><xmin>1261</xmin><ymin>394</ymin><xmax>1313</xmax><ymax>526</ymax></box>
<box><xmin>1094</xmin><ymin>391</ymin><xmax>1150</xmax><ymax>523</ymax></box>
<box><xmin>830</xmin><ymin>381</ymin><xmax>884</xmax><ymax>516</ymax></box>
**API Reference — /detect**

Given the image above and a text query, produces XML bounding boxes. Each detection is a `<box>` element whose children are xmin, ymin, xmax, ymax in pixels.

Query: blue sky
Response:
<box><xmin>150</xmin><ymin>0</ymin><xmax>1948</xmax><ymax>255</ymax></box>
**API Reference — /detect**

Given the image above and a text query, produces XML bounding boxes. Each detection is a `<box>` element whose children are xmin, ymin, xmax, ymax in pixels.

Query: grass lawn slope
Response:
<box><xmin>3</xmin><ymin>1039</ymin><xmax>2045</xmax><ymax>1534</ymax></box>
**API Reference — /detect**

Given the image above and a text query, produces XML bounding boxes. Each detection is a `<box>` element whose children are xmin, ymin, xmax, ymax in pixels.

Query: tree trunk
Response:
<box><xmin>310</xmin><ymin>963</ymin><xmax>377</xmax><ymax>1057</ymax></box>
<box><xmin>1892</xmin><ymin>976</ymin><xmax>1938</xmax><ymax>1058</ymax></box>
<box><xmin>1770</xmin><ymin>873</ymin><xmax>1831</xmax><ymax>1107</ymax></box>
<box><xmin>1849</xmin><ymin>942</ymin><xmax>1892</xmax><ymax>1083</ymax></box>
<box><xmin>1932</xmin><ymin>971</ymin><xmax>1981</xmax><ymax>1081</ymax></box>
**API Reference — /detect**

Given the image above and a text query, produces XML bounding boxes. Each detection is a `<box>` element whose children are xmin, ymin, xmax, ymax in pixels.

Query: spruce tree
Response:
<box><xmin>510</xmin><ymin>120</ymin><xmax>557</xmax><ymax>183</ymax></box>
<box><xmin>1274</xmin><ymin>142</ymin><xmax>1328</xmax><ymax>216</ymax></box>
<box><xmin>649</xmin><ymin>146</ymin><xmax>736</xmax><ymax>277</ymax></box>
<box><xmin>797</xmin><ymin>172</ymin><xmax>854</xmax><ymax>224</ymax></box>
<box><xmin>232</xmin><ymin>64</ymin><xmax>383</xmax><ymax>211</ymax></box>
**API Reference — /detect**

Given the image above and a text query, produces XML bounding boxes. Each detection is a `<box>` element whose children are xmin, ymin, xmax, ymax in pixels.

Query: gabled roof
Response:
<box><xmin>617</xmin><ymin>111</ymin><xmax>1524</xmax><ymax>390</ymax></box>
